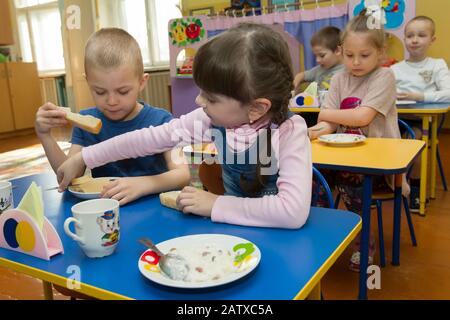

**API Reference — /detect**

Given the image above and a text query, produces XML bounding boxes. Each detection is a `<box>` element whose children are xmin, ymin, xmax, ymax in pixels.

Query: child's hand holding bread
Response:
<box><xmin>35</xmin><ymin>102</ymin><xmax>102</xmax><ymax>137</ymax></box>
<box><xmin>160</xmin><ymin>191</ymin><xmax>182</xmax><ymax>210</ymax></box>
<box><xmin>35</xmin><ymin>102</ymin><xmax>69</xmax><ymax>137</ymax></box>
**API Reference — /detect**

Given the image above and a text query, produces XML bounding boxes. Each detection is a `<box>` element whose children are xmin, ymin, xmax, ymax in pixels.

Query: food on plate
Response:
<box><xmin>165</xmin><ymin>244</ymin><xmax>234</xmax><ymax>282</ymax></box>
<box><xmin>70</xmin><ymin>177</ymin><xmax>113</xmax><ymax>193</ymax></box>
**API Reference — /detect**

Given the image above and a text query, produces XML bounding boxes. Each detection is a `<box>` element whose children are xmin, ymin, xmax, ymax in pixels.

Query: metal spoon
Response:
<box><xmin>138</xmin><ymin>237</ymin><xmax>190</xmax><ymax>281</ymax></box>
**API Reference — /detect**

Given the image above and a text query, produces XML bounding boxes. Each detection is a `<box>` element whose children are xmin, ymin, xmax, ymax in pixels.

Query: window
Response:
<box><xmin>97</xmin><ymin>0</ymin><xmax>182</xmax><ymax>68</ymax></box>
<box><xmin>14</xmin><ymin>0</ymin><xmax>65</xmax><ymax>73</ymax></box>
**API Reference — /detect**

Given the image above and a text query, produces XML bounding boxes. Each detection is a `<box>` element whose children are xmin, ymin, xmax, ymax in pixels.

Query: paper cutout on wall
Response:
<box><xmin>349</xmin><ymin>0</ymin><xmax>415</xmax><ymax>58</ymax></box>
<box><xmin>169</xmin><ymin>18</ymin><xmax>206</xmax><ymax>47</ymax></box>
<box><xmin>353</xmin><ymin>0</ymin><xmax>406</xmax><ymax>29</ymax></box>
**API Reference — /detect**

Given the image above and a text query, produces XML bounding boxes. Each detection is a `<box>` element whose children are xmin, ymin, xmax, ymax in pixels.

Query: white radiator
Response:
<box><xmin>139</xmin><ymin>71</ymin><xmax>171</xmax><ymax>112</ymax></box>
<box><xmin>40</xmin><ymin>77</ymin><xmax>58</xmax><ymax>105</ymax></box>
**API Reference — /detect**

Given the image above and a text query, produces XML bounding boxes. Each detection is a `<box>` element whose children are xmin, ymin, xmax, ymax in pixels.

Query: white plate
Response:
<box><xmin>68</xmin><ymin>177</ymin><xmax>117</xmax><ymax>200</ymax></box>
<box><xmin>138</xmin><ymin>234</ymin><xmax>261</xmax><ymax>289</ymax></box>
<box><xmin>396</xmin><ymin>100</ymin><xmax>417</xmax><ymax>105</ymax></box>
<box><xmin>182</xmin><ymin>144</ymin><xmax>217</xmax><ymax>156</ymax></box>
<box><xmin>318</xmin><ymin>133</ymin><xmax>366</xmax><ymax>146</ymax></box>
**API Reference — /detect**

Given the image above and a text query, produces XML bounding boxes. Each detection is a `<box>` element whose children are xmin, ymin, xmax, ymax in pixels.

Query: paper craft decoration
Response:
<box><xmin>290</xmin><ymin>82</ymin><xmax>320</xmax><ymax>108</ymax></box>
<box><xmin>17</xmin><ymin>182</ymin><xmax>44</xmax><ymax>231</ymax></box>
<box><xmin>349</xmin><ymin>0</ymin><xmax>416</xmax><ymax>58</ymax></box>
<box><xmin>169</xmin><ymin>17</ymin><xmax>206</xmax><ymax>47</ymax></box>
<box><xmin>0</xmin><ymin>183</ymin><xmax>63</xmax><ymax>260</ymax></box>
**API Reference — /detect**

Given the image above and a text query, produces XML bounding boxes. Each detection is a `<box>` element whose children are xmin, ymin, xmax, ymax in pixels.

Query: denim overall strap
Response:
<box><xmin>211</xmin><ymin>111</ymin><xmax>295</xmax><ymax>197</ymax></box>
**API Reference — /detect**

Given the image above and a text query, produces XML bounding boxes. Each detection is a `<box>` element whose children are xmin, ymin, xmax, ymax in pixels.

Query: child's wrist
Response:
<box><xmin>36</xmin><ymin>131</ymin><xmax>53</xmax><ymax>141</ymax></box>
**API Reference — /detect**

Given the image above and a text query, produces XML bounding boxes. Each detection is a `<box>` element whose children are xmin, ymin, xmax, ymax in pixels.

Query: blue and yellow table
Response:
<box><xmin>0</xmin><ymin>173</ymin><xmax>361</xmax><ymax>300</ymax></box>
<box><xmin>292</xmin><ymin>102</ymin><xmax>450</xmax><ymax>215</ymax></box>
<box><xmin>312</xmin><ymin>138</ymin><xmax>425</xmax><ymax>300</ymax></box>
<box><xmin>394</xmin><ymin>103</ymin><xmax>450</xmax><ymax>215</ymax></box>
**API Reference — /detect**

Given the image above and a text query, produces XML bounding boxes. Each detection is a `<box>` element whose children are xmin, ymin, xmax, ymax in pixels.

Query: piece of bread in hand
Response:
<box><xmin>61</xmin><ymin>107</ymin><xmax>102</xmax><ymax>134</ymax></box>
<box><xmin>159</xmin><ymin>191</ymin><xmax>181</xmax><ymax>210</ymax></box>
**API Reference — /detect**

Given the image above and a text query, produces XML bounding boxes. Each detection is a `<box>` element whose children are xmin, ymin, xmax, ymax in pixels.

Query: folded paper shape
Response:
<box><xmin>304</xmin><ymin>81</ymin><xmax>318</xmax><ymax>97</ymax></box>
<box><xmin>0</xmin><ymin>182</ymin><xmax>63</xmax><ymax>260</ymax></box>
<box><xmin>17</xmin><ymin>182</ymin><xmax>44</xmax><ymax>231</ymax></box>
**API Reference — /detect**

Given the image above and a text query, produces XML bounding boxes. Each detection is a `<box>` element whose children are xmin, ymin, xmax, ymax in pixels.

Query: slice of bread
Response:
<box><xmin>70</xmin><ymin>177</ymin><xmax>113</xmax><ymax>193</ymax></box>
<box><xmin>159</xmin><ymin>191</ymin><xmax>181</xmax><ymax>210</ymax></box>
<box><xmin>71</xmin><ymin>175</ymin><xmax>93</xmax><ymax>186</ymax></box>
<box><xmin>61</xmin><ymin>107</ymin><xmax>102</xmax><ymax>134</ymax></box>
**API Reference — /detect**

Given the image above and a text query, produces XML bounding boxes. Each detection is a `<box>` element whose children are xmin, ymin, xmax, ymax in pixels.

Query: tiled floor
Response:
<box><xmin>1</xmin><ymin>132</ymin><xmax>450</xmax><ymax>300</ymax></box>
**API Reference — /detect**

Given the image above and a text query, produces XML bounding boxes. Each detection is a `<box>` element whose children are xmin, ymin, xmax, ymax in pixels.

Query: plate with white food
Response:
<box><xmin>138</xmin><ymin>234</ymin><xmax>261</xmax><ymax>289</ymax></box>
<box><xmin>318</xmin><ymin>133</ymin><xmax>366</xmax><ymax>146</ymax></box>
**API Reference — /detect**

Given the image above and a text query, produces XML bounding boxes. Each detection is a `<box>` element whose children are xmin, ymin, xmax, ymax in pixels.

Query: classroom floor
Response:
<box><xmin>0</xmin><ymin>131</ymin><xmax>449</xmax><ymax>300</ymax></box>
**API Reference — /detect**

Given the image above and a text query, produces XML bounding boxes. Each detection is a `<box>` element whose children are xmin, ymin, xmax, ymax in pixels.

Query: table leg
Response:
<box><xmin>307</xmin><ymin>282</ymin><xmax>321</xmax><ymax>300</ymax></box>
<box><xmin>430</xmin><ymin>115</ymin><xmax>438</xmax><ymax>199</ymax></box>
<box><xmin>392</xmin><ymin>174</ymin><xmax>403</xmax><ymax>266</ymax></box>
<box><xmin>358</xmin><ymin>175</ymin><xmax>373</xmax><ymax>300</ymax></box>
<box><xmin>419</xmin><ymin>117</ymin><xmax>430</xmax><ymax>216</ymax></box>
<box><xmin>43</xmin><ymin>281</ymin><xmax>54</xmax><ymax>300</ymax></box>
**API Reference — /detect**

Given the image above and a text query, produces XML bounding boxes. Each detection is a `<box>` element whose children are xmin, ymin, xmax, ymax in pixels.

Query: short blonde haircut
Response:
<box><xmin>341</xmin><ymin>9</ymin><xmax>386</xmax><ymax>50</ymax></box>
<box><xmin>84</xmin><ymin>28</ymin><xmax>143</xmax><ymax>77</ymax></box>
<box><xmin>406</xmin><ymin>16</ymin><xmax>436</xmax><ymax>36</ymax></box>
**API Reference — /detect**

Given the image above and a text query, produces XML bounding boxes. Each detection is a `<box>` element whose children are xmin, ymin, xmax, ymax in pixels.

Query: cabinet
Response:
<box><xmin>0</xmin><ymin>63</ymin><xmax>42</xmax><ymax>133</ymax></box>
<box><xmin>0</xmin><ymin>0</ymin><xmax>14</xmax><ymax>45</ymax></box>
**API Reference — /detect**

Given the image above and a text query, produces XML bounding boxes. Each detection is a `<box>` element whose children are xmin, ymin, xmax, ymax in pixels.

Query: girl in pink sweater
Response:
<box><xmin>57</xmin><ymin>23</ymin><xmax>312</xmax><ymax>229</ymax></box>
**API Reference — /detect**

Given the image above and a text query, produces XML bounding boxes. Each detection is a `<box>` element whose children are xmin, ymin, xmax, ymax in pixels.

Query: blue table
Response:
<box><xmin>0</xmin><ymin>173</ymin><xmax>361</xmax><ymax>300</ymax></box>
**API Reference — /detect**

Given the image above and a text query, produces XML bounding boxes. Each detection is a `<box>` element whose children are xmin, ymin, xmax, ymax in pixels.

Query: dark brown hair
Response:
<box><xmin>193</xmin><ymin>23</ymin><xmax>294</xmax><ymax>194</ymax></box>
<box><xmin>311</xmin><ymin>26</ymin><xmax>342</xmax><ymax>51</ymax></box>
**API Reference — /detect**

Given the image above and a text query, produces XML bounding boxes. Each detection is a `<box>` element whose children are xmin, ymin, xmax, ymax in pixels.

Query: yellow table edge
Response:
<box><xmin>290</xmin><ymin>106</ymin><xmax>450</xmax><ymax>114</ymax></box>
<box><xmin>293</xmin><ymin>218</ymin><xmax>362</xmax><ymax>300</ymax></box>
<box><xmin>0</xmin><ymin>257</ymin><xmax>132</xmax><ymax>300</ymax></box>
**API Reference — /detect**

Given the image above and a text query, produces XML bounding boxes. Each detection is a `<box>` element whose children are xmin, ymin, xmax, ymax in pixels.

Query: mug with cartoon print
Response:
<box><xmin>64</xmin><ymin>198</ymin><xmax>120</xmax><ymax>258</ymax></box>
<box><xmin>0</xmin><ymin>181</ymin><xmax>14</xmax><ymax>215</ymax></box>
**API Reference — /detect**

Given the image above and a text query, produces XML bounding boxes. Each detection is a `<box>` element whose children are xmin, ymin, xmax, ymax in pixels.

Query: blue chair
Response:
<box><xmin>373</xmin><ymin>119</ymin><xmax>418</xmax><ymax>267</ymax></box>
<box><xmin>311</xmin><ymin>166</ymin><xmax>333</xmax><ymax>300</ymax></box>
<box><xmin>437</xmin><ymin>114</ymin><xmax>447</xmax><ymax>191</ymax></box>
<box><xmin>312</xmin><ymin>166</ymin><xmax>334</xmax><ymax>208</ymax></box>
<box><xmin>334</xmin><ymin>120</ymin><xmax>418</xmax><ymax>267</ymax></box>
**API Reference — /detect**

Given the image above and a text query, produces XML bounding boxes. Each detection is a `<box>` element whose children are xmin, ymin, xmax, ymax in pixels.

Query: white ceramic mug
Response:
<box><xmin>0</xmin><ymin>181</ymin><xmax>14</xmax><ymax>215</ymax></box>
<box><xmin>64</xmin><ymin>199</ymin><xmax>120</xmax><ymax>258</ymax></box>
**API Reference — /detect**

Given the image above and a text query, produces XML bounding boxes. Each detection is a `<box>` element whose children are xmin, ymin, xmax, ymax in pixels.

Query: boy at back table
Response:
<box><xmin>35</xmin><ymin>28</ymin><xmax>190</xmax><ymax>206</ymax></box>
<box><xmin>391</xmin><ymin>16</ymin><xmax>450</xmax><ymax>211</ymax></box>
<box><xmin>293</xmin><ymin>26</ymin><xmax>344</xmax><ymax>126</ymax></box>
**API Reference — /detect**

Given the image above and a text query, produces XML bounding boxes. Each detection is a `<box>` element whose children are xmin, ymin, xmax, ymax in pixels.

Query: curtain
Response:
<box><xmin>204</xmin><ymin>3</ymin><xmax>349</xmax><ymax>71</ymax></box>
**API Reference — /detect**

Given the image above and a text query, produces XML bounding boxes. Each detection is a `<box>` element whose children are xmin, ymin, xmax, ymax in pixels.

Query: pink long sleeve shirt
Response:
<box><xmin>82</xmin><ymin>107</ymin><xmax>312</xmax><ymax>229</ymax></box>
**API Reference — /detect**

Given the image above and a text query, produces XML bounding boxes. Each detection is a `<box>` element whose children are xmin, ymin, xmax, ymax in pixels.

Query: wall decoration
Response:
<box><xmin>349</xmin><ymin>0</ymin><xmax>415</xmax><ymax>57</ymax></box>
<box><xmin>169</xmin><ymin>18</ymin><xmax>206</xmax><ymax>47</ymax></box>
<box><xmin>168</xmin><ymin>3</ymin><xmax>349</xmax><ymax>117</ymax></box>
